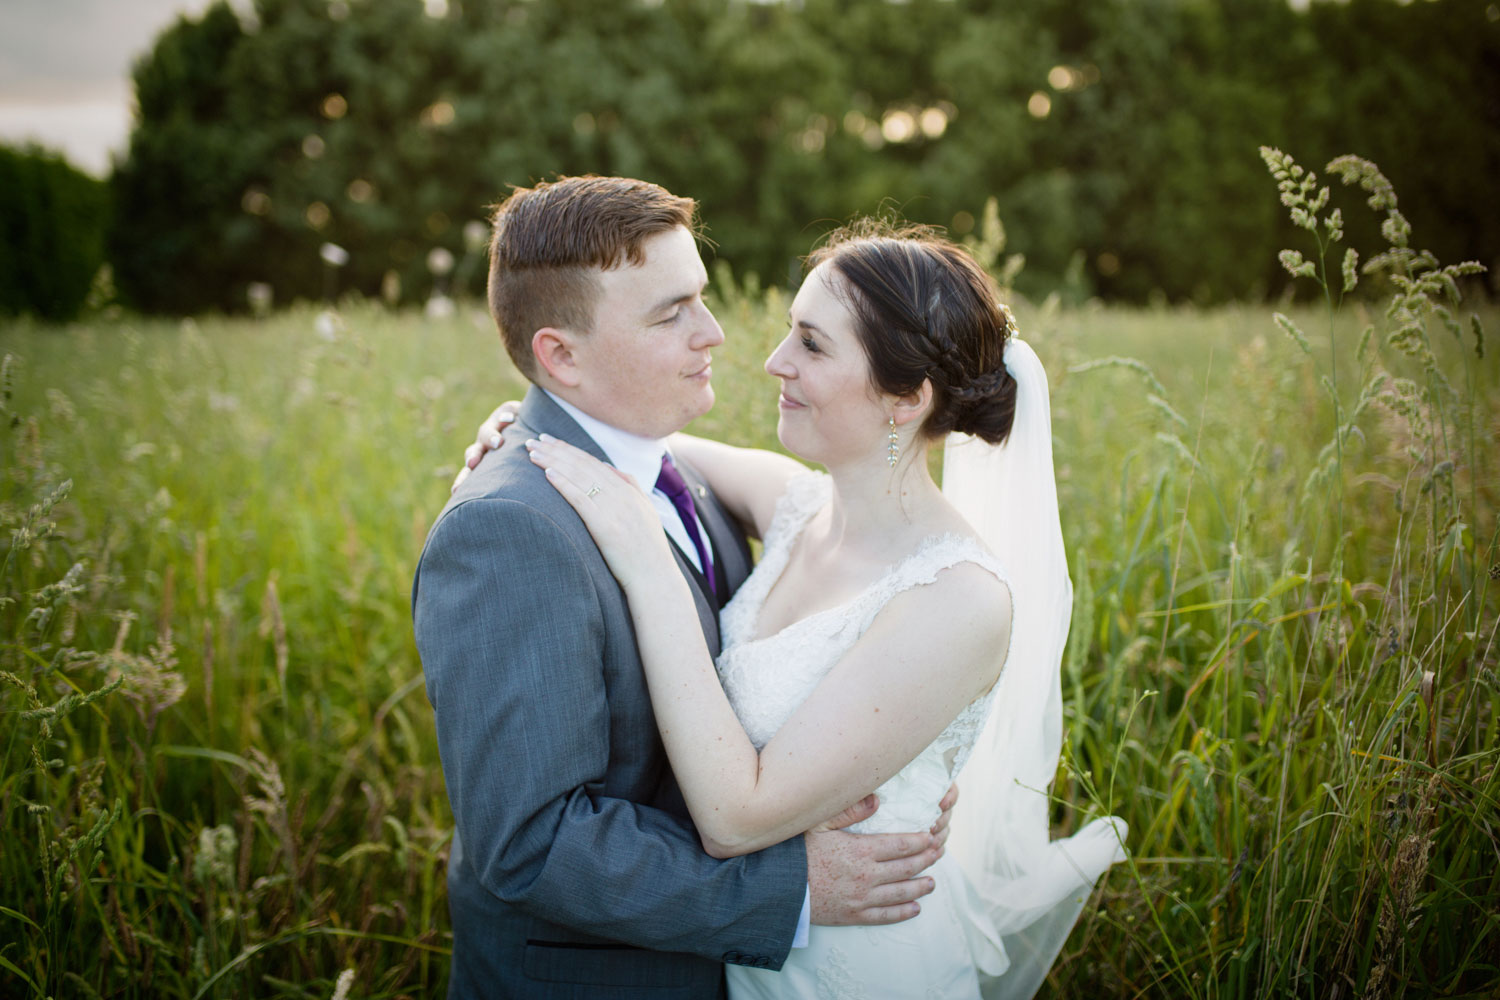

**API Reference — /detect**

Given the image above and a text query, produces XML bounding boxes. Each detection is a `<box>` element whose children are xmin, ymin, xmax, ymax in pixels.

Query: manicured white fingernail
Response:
<box><xmin>489</xmin><ymin>434</ymin><xmax>502</xmax><ymax>449</ymax></box>
<box><xmin>539</xmin><ymin>433</ymin><xmax>554</xmax><ymax>442</ymax></box>
<box><xmin>524</xmin><ymin>438</ymin><xmax>539</xmax><ymax>450</ymax></box>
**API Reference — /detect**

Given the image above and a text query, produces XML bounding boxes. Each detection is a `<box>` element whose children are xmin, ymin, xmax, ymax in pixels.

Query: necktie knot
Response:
<box><xmin>655</xmin><ymin>453</ymin><xmax>690</xmax><ymax>499</ymax></box>
<box><xmin>656</xmin><ymin>454</ymin><xmax>716</xmax><ymax>597</ymax></box>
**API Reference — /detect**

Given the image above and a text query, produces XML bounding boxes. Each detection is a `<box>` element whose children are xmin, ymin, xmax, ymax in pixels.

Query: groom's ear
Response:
<box><xmin>532</xmin><ymin>327</ymin><xmax>582</xmax><ymax>388</ymax></box>
<box><xmin>891</xmin><ymin>378</ymin><xmax>933</xmax><ymax>428</ymax></box>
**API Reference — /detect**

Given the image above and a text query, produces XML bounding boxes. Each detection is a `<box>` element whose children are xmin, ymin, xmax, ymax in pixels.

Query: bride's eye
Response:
<box><xmin>800</xmin><ymin>334</ymin><xmax>821</xmax><ymax>354</ymax></box>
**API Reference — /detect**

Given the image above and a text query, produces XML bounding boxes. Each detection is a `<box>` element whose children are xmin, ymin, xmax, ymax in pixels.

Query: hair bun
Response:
<box><xmin>948</xmin><ymin>366</ymin><xmax>1010</xmax><ymax>403</ymax></box>
<box><xmin>949</xmin><ymin>365</ymin><xmax>1017</xmax><ymax>444</ymax></box>
<box><xmin>807</xmin><ymin>219</ymin><xmax>1021</xmax><ymax>447</ymax></box>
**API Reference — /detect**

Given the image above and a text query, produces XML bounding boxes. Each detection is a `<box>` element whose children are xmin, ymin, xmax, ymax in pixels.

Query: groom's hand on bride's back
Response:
<box><xmin>805</xmin><ymin>784</ymin><xmax>957</xmax><ymax>926</ymax></box>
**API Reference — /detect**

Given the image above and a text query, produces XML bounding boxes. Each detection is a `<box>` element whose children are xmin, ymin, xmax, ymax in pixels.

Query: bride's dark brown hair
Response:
<box><xmin>806</xmin><ymin>219</ymin><xmax>1018</xmax><ymax>445</ymax></box>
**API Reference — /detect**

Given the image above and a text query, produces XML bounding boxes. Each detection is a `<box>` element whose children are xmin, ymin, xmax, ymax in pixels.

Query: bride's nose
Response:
<box><xmin>764</xmin><ymin>334</ymin><xmax>796</xmax><ymax>379</ymax></box>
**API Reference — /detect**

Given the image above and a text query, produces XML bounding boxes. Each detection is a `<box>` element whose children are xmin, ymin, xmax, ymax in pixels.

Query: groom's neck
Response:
<box><xmin>543</xmin><ymin>388</ymin><xmax>664</xmax><ymax>446</ymax></box>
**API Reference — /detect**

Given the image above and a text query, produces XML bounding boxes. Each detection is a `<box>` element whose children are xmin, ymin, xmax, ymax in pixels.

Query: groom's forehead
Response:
<box><xmin>595</xmin><ymin>230</ymin><xmax>705</xmax><ymax>308</ymax></box>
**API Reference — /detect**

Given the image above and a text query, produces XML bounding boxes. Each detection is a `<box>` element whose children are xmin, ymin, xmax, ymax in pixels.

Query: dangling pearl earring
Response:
<box><xmin>887</xmin><ymin>416</ymin><xmax>900</xmax><ymax>467</ymax></box>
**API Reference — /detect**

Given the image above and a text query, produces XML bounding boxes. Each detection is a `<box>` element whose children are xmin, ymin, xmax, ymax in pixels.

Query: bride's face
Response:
<box><xmin>765</xmin><ymin>263</ymin><xmax>889</xmax><ymax>466</ymax></box>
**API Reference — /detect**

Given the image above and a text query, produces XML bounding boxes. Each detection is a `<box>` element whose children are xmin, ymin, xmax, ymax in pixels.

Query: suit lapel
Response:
<box><xmin>663</xmin><ymin>535</ymin><xmax>723</xmax><ymax>653</ymax></box>
<box><xmin>516</xmin><ymin>387</ymin><xmax>611</xmax><ymax>463</ymax></box>
<box><xmin>674</xmin><ymin>456</ymin><xmax>752</xmax><ymax>600</ymax></box>
<box><xmin>516</xmin><ymin>387</ymin><xmax>722</xmax><ymax>653</ymax></box>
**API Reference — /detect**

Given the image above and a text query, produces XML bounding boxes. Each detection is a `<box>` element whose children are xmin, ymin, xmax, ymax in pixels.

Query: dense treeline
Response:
<box><xmin>0</xmin><ymin>146</ymin><xmax>108</xmax><ymax>321</ymax></box>
<box><xmin>107</xmin><ymin>0</ymin><xmax>1499</xmax><ymax>314</ymax></box>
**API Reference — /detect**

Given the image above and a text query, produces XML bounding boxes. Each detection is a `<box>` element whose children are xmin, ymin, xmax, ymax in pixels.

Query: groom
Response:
<box><xmin>413</xmin><ymin>176</ymin><xmax>946</xmax><ymax>998</ymax></box>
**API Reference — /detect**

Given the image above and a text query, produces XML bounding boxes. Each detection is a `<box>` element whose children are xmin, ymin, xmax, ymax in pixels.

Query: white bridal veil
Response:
<box><xmin>942</xmin><ymin>338</ymin><xmax>1129</xmax><ymax>999</ymax></box>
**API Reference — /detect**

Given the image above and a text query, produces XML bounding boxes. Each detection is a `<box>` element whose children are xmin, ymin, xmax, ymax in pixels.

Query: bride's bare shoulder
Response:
<box><xmin>930</xmin><ymin>554</ymin><xmax>1013</xmax><ymax>621</ymax></box>
<box><xmin>861</xmin><ymin>554</ymin><xmax>1011</xmax><ymax>702</ymax></box>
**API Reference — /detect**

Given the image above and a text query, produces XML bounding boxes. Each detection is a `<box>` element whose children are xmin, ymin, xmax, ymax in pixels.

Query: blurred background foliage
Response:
<box><xmin>0</xmin><ymin>146</ymin><xmax>109</xmax><ymax>322</ymax></box>
<box><xmin>4</xmin><ymin>0</ymin><xmax>1492</xmax><ymax>320</ymax></box>
<box><xmin>3</xmin><ymin>3</ymin><xmax>1498</xmax><ymax>995</ymax></box>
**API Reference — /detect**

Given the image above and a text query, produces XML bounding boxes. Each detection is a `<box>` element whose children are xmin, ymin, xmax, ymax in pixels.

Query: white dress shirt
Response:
<box><xmin>543</xmin><ymin>391</ymin><xmax>812</xmax><ymax>949</ymax></box>
<box><xmin>545</xmin><ymin>391</ymin><xmax>713</xmax><ymax>577</ymax></box>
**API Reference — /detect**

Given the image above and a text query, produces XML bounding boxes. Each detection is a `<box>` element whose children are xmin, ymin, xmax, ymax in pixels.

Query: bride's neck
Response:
<box><xmin>821</xmin><ymin>445</ymin><xmax>945</xmax><ymax>553</ymax></box>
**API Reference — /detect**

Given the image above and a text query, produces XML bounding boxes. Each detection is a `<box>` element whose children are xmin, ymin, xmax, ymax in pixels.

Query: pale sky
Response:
<box><xmin>0</xmin><ymin>0</ymin><xmax>220</xmax><ymax>176</ymax></box>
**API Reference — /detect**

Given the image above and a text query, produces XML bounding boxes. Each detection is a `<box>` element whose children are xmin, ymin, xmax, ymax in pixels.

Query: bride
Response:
<box><xmin>474</xmin><ymin>221</ymin><xmax>1124</xmax><ymax>998</ymax></box>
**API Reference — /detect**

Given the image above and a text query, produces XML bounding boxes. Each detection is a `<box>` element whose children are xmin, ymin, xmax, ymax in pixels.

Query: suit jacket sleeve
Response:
<box><xmin>414</xmin><ymin>494</ymin><xmax>807</xmax><ymax>963</ymax></box>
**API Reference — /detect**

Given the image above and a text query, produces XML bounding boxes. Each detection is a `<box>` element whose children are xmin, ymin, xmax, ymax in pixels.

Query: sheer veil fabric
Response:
<box><xmin>942</xmin><ymin>338</ymin><xmax>1128</xmax><ymax>999</ymax></box>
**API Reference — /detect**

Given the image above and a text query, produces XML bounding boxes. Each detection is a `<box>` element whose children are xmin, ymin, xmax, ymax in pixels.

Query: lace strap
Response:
<box><xmin>848</xmin><ymin>534</ymin><xmax>1010</xmax><ymax>637</ymax></box>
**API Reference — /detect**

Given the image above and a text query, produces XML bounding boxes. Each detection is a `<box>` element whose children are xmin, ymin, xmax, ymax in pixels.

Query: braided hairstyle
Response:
<box><xmin>807</xmin><ymin>219</ymin><xmax>1018</xmax><ymax>446</ymax></box>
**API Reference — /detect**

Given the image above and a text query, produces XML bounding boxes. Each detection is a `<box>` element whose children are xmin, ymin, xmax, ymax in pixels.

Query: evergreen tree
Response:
<box><xmin>0</xmin><ymin>144</ymin><xmax>108</xmax><ymax>321</ymax></box>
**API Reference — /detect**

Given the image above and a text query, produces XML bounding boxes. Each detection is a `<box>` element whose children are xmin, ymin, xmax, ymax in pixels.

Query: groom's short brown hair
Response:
<box><xmin>487</xmin><ymin>176</ymin><xmax>696</xmax><ymax>379</ymax></box>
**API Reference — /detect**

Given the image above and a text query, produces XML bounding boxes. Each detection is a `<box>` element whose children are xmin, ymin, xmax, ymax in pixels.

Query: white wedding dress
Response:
<box><xmin>713</xmin><ymin>340</ymin><xmax>1125</xmax><ymax>998</ymax></box>
<box><xmin>717</xmin><ymin>471</ymin><xmax>1011</xmax><ymax>1000</ymax></box>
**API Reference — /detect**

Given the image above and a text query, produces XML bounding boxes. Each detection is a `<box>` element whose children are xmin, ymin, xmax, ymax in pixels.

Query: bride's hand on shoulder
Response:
<box><xmin>525</xmin><ymin>435</ymin><xmax>673</xmax><ymax>591</ymax></box>
<box><xmin>450</xmin><ymin>400</ymin><xmax>522</xmax><ymax>494</ymax></box>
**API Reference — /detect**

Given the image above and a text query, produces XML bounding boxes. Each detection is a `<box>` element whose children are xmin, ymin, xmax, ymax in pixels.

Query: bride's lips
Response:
<box><xmin>778</xmin><ymin>392</ymin><xmax>806</xmax><ymax>410</ymax></box>
<box><xmin>685</xmin><ymin>361</ymin><xmax>712</xmax><ymax>382</ymax></box>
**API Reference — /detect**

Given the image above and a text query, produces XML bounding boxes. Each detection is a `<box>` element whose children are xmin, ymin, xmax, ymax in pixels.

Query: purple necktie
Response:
<box><xmin>655</xmin><ymin>454</ymin><xmax>715</xmax><ymax>597</ymax></box>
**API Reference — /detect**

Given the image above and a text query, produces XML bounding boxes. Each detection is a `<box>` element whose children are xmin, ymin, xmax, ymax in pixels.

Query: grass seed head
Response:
<box><xmin>192</xmin><ymin>824</ymin><xmax>238</xmax><ymax>888</ymax></box>
<box><xmin>1342</xmin><ymin>249</ymin><xmax>1360</xmax><ymax>294</ymax></box>
<box><xmin>1326</xmin><ymin>155</ymin><xmax>1398</xmax><ymax>212</ymax></box>
<box><xmin>1280</xmin><ymin>250</ymin><xmax>1316</xmax><ymax>280</ymax></box>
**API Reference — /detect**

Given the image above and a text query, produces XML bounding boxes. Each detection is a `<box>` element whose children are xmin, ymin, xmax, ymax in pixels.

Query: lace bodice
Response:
<box><xmin>715</xmin><ymin>471</ymin><xmax>1010</xmax><ymax>835</ymax></box>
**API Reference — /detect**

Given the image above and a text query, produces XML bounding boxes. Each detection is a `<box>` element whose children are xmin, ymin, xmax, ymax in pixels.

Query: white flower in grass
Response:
<box><xmin>315</xmin><ymin>309</ymin><xmax>344</xmax><ymax>340</ymax></box>
<box><xmin>320</xmin><ymin>242</ymin><xmax>350</xmax><ymax>267</ymax></box>
<box><xmin>425</xmin><ymin>294</ymin><xmax>455</xmax><ymax>319</ymax></box>
<box><xmin>246</xmin><ymin>282</ymin><xmax>273</xmax><ymax>316</ymax></box>
<box><xmin>427</xmin><ymin>247</ymin><xmax>455</xmax><ymax>276</ymax></box>
<box><xmin>193</xmin><ymin>824</ymin><xmax>237</xmax><ymax>888</ymax></box>
<box><xmin>464</xmin><ymin>220</ymin><xmax>489</xmax><ymax>253</ymax></box>
<box><xmin>381</xmin><ymin>269</ymin><xmax>402</xmax><ymax>307</ymax></box>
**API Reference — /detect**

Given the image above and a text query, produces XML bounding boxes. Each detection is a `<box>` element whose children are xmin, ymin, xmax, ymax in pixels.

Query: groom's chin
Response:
<box><xmin>686</xmin><ymin>383</ymin><xmax>716</xmax><ymax>420</ymax></box>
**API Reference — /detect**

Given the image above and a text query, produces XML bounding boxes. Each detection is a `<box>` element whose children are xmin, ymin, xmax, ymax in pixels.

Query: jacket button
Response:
<box><xmin>722</xmin><ymin>951</ymin><xmax>741</xmax><ymax>963</ymax></box>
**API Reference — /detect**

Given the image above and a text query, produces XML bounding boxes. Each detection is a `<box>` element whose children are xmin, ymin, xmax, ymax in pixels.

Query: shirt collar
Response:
<box><xmin>543</xmin><ymin>390</ymin><xmax>665</xmax><ymax>494</ymax></box>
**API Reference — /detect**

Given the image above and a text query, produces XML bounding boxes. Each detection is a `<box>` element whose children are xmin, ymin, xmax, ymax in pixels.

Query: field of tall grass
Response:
<box><xmin>3</xmin><ymin>154</ymin><xmax>1496</xmax><ymax>998</ymax></box>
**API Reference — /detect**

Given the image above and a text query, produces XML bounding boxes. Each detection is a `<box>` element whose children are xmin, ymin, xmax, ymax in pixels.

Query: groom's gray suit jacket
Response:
<box><xmin>413</xmin><ymin>387</ymin><xmax>807</xmax><ymax>998</ymax></box>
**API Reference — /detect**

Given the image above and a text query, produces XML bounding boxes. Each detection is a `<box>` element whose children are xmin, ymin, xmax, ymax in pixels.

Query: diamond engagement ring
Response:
<box><xmin>586</xmin><ymin>485</ymin><xmax>602</xmax><ymax>498</ymax></box>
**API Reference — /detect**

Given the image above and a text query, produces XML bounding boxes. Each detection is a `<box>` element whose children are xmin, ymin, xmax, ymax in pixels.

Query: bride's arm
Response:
<box><xmin>450</xmin><ymin>406</ymin><xmax>801</xmax><ymax>540</ymax></box>
<box><xmin>648</xmin><ymin>561</ymin><xmax>1008</xmax><ymax>858</ymax></box>
<box><xmin>529</xmin><ymin>437</ymin><xmax>1011</xmax><ymax>859</ymax></box>
<box><xmin>666</xmin><ymin>433</ymin><xmax>805</xmax><ymax>540</ymax></box>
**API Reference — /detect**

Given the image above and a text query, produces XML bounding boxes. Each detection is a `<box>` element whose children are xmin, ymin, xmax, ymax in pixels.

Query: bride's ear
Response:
<box><xmin>890</xmin><ymin>379</ymin><xmax>933</xmax><ymax>429</ymax></box>
<box><xmin>533</xmin><ymin>327</ymin><xmax>582</xmax><ymax>388</ymax></box>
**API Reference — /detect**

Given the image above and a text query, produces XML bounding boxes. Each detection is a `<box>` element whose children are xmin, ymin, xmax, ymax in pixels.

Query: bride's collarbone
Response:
<box><xmin>753</xmin><ymin>563</ymin><xmax>868</xmax><ymax>638</ymax></box>
<box><xmin>753</xmin><ymin>528</ymin><xmax>934</xmax><ymax>639</ymax></box>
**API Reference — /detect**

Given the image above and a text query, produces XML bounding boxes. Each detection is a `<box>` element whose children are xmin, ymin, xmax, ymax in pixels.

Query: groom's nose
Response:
<box><xmin>691</xmin><ymin>301</ymin><xmax>725</xmax><ymax>349</ymax></box>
